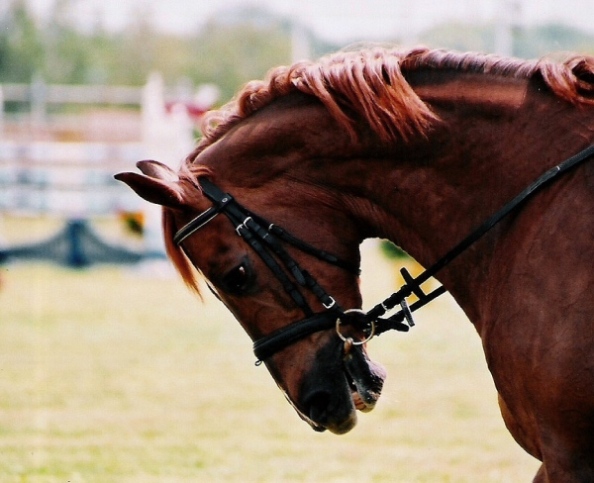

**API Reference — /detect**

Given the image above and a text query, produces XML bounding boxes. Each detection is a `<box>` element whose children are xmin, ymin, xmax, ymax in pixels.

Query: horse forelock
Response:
<box><xmin>161</xmin><ymin>163</ymin><xmax>212</xmax><ymax>296</ymax></box>
<box><xmin>162</xmin><ymin>208</ymin><xmax>201</xmax><ymax>295</ymax></box>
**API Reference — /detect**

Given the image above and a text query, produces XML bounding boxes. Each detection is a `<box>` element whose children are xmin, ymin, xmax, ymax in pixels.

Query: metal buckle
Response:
<box><xmin>400</xmin><ymin>298</ymin><xmax>416</xmax><ymax>327</ymax></box>
<box><xmin>322</xmin><ymin>296</ymin><xmax>336</xmax><ymax>309</ymax></box>
<box><xmin>235</xmin><ymin>216</ymin><xmax>253</xmax><ymax>236</ymax></box>
<box><xmin>335</xmin><ymin>308</ymin><xmax>376</xmax><ymax>346</ymax></box>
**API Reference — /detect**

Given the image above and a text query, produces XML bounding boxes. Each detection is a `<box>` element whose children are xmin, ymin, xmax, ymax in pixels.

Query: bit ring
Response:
<box><xmin>335</xmin><ymin>309</ymin><xmax>376</xmax><ymax>346</ymax></box>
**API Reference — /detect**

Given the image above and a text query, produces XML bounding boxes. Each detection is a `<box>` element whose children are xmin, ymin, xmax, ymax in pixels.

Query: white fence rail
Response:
<box><xmin>1</xmin><ymin>82</ymin><xmax>142</xmax><ymax>105</ymax></box>
<box><xmin>0</xmin><ymin>74</ymin><xmax>198</xmax><ymax>218</ymax></box>
<box><xmin>0</xmin><ymin>74</ymin><xmax>205</xmax><ymax>256</ymax></box>
<box><xmin>0</xmin><ymin>141</ymin><xmax>145</xmax><ymax>216</ymax></box>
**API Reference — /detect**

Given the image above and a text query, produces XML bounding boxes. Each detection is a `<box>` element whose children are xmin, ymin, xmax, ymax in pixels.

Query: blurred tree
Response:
<box><xmin>419</xmin><ymin>21</ymin><xmax>494</xmax><ymax>53</ymax></box>
<box><xmin>421</xmin><ymin>21</ymin><xmax>594</xmax><ymax>58</ymax></box>
<box><xmin>43</xmin><ymin>0</ymin><xmax>93</xmax><ymax>83</ymax></box>
<box><xmin>107</xmin><ymin>9</ymin><xmax>160</xmax><ymax>85</ymax></box>
<box><xmin>0</xmin><ymin>1</ymin><xmax>301</xmax><ymax>101</ymax></box>
<box><xmin>0</xmin><ymin>0</ymin><xmax>44</xmax><ymax>82</ymax></box>
<box><xmin>379</xmin><ymin>240</ymin><xmax>409</xmax><ymax>260</ymax></box>
<box><xmin>515</xmin><ymin>24</ymin><xmax>594</xmax><ymax>58</ymax></box>
<box><xmin>186</xmin><ymin>18</ymin><xmax>292</xmax><ymax>102</ymax></box>
<box><xmin>1</xmin><ymin>0</ymin><xmax>592</xmax><ymax>97</ymax></box>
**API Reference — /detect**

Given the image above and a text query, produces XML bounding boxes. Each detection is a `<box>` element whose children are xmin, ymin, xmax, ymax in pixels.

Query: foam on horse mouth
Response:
<box><xmin>344</xmin><ymin>348</ymin><xmax>387</xmax><ymax>413</ymax></box>
<box><xmin>349</xmin><ymin>376</ymin><xmax>376</xmax><ymax>413</ymax></box>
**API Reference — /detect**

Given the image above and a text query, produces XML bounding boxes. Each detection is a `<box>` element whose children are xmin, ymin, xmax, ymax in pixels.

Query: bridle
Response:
<box><xmin>173</xmin><ymin>178</ymin><xmax>370</xmax><ymax>359</ymax></box>
<box><xmin>174</xmin><ymin>143</ymin><xmax>594</xmax><ymax>364</ymax></box>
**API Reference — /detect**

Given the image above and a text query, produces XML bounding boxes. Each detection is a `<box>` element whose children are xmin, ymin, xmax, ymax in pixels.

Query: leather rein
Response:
<box><xmin>174</xmin><ymin>143</ymin><xmax>594</xmax><ymax>364</ymax></box>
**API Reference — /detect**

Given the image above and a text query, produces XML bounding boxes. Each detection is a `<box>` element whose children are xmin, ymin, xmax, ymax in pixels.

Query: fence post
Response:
<box><xmin>30</xmin><ymin>74</ymin><xmax>47</xmax><ymax>127</ymax></box>
<box><xmin>0</xmin><ymin>84</ymin><xmax>4</xmax><ymax>138</ymax></box>
<box><xmin>141</xmin><ymin>72</ymin><xmax>194</xmax><ymax>258</ymax></box>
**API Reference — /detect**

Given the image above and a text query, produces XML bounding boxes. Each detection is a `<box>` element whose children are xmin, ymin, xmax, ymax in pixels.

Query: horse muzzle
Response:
<box><xmin>290</xmin><ymin>339</ymin><xmax>387</xmax><ymax>435</ymax></box>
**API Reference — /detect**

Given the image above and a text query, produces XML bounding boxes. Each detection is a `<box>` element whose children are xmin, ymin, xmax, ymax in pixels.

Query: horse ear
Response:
<box><xmin>114</xmin><ymin>160</ymin><xmax>185</xmax><ymax>210</ymax></box>
<box><xmin>136</xmin><ymin>159</ymin><xmax>179</xmax><ymax>182</ymax></box>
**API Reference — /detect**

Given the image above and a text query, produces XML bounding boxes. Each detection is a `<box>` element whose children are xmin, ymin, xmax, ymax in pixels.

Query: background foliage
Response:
<box><xmin>0</xmin><ymin>0</ymin><xmax>335</xmax><ymax>101</ymax></box>
<box><xmin>2</xmin><ymin>0</ymin><xmax>593</xmax><ymax>105</ymax></box>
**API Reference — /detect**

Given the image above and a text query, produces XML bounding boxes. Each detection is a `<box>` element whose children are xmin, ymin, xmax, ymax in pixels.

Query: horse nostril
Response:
<box><xmin>305</xmin><ymin>391</ymin><xmax>333</xmax><ymax>423</ymax></box>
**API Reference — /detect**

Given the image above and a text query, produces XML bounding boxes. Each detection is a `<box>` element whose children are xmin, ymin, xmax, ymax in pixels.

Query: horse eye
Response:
<box><xmin>221</xmin><ymin>262</ymin><xmax>252</xmax><ymax>295</ymax></box>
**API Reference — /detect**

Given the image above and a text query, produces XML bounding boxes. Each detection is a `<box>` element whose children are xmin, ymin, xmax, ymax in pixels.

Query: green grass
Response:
<box><xmin>0</xmin><ymin>220</ymin><xmax>540</xmax><ymax>481</ymax></box>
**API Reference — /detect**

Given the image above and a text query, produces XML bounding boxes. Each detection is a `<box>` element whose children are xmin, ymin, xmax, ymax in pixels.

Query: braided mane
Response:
<box><xmin>169</xmin><ymin>47</ymin><xmax>594</xmax><ymax>293</ymax></box>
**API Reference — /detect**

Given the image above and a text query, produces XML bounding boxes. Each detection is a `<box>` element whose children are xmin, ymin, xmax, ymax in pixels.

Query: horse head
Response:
<box><xmin>115</xmin><ymin>47</ymin><xmax>451</xmax><ymax>432</ymax></box>
<box><xmin>115</xmin><ymin>94</ymin><xmax>389</xmax><ymax>433</ymax></box>
<box><xmin>113</xmin><ymin>47</ymin><xmax>489</xmax><ymax>434</ymax></box>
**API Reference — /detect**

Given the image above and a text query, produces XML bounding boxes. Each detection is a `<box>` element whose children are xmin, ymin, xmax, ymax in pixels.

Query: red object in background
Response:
<box><xmin>165</xmin><ymin>102</ymin><xmax>207</xmax><ymax>123</ymax></box>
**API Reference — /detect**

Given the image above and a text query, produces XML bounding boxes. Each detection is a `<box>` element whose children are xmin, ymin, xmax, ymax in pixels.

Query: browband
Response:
<box><xmin>173</xmin><ymin>194</ymin><xmax>233</xmax><ymax>245</ymax></box>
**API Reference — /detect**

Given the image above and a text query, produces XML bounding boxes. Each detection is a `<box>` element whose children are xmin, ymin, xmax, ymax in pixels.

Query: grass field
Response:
<box><xmin>0</xmin><ymin>217</ymin><xmax>540</xmax><ymax>482</ymax></box>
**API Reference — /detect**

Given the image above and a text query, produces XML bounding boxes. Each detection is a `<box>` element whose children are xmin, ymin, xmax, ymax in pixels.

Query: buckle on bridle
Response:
<box><xmin>235</xmin><ymin>216</ymin><xmax>253</xmax><ymax>236</ymax></box>
<box><xmin>335</xmin><ymin>309</ymin><xmax>376</xmax><ymax>346</ymax></box>
<box><xmin>400</xmin><ymin>298</ymin><xmax>415</xmax><ymax>327</ymax></box>
<box><xmin>323</xmin><ymin>296</ymin><xmax>336</xmax><ymax>310</ymax></box>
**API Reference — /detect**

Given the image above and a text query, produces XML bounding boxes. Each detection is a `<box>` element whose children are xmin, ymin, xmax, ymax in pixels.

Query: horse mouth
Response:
<box><xmin>348</xmin><ymin>369</ymin><xmax>381</xmax><ymax>413</ymax></box>
<box><xmin>344</xmin><ymin>347</ymin><xmax>387</xmax><ymax>415</ymax></box>
<box><xmin>291</xmin><ymin>345</ymin><xmax>387</xmax><ymax>435</ymax></box>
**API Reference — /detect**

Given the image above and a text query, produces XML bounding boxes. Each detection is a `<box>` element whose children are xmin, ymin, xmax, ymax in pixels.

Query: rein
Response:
<box><xmin>175</xmin><ymin>143</ymin><xmax>594</xmax><ymax>363</ymax></box>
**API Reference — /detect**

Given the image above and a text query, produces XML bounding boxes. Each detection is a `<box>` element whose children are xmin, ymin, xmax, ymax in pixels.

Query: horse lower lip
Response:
<box><xmin>343</xmin><ymin>350</ymin><xmax>386</xmax><ymax>410</ymax></box>
<box><xmin>348</xmin><ymin>374</ymin><xmax>378</xmax><ymax>411</ymax></box>
<box><xmin>352</xmin><ymin>389</ymin><xmax>375</xmax><ymax>412</ymax></box>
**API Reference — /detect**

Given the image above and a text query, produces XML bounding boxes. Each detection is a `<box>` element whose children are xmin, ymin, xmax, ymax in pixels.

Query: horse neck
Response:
<box><xmin>322</xmin><ymin>73</ymin><xmax>594</xmax><ymax>320</ymax></box>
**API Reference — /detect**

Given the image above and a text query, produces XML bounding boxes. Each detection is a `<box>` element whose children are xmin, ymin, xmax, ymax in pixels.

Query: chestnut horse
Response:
<box><xmin>116</xmin><ymin>48</ymin><xmax>594</xmax><ymax>481</ymax></box>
